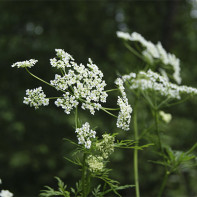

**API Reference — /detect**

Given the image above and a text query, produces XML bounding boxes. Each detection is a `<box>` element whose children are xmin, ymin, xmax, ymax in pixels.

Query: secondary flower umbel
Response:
<box><xmin>11</xmin><ymin>59</ymin><xmax>38</xmax><ymax>68</ymax></box>
<box><xmin>115</xmin><ymin>78</ymin><xmax>133</xmax><ymax>131</ymax></box>
<box><xmin>23</xmin><ymin>87</ymin><xmax>49</xmax><ymax>109</ymax></box>
<box><xmin>75</xmin><ymin>122</ymin><xmax>96</xmax><ymax>149</ymax></box>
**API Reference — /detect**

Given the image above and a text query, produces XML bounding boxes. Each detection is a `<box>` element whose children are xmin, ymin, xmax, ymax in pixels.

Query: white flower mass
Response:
<box><xmin>75</xmin><ymin>122</ymin><xmax>96</xmax><ymax>149</ymax></box>
<box><xmin>122</xmin><ymin>69</ymin><xmax>197</xmax><ymax>100</ymax></box>
<box><xmin>51</xmin><ymin>49</ymin><xmax>108</xmax><ymax>115</ymax></box>
<box><xmin>23</xmin><ymin>87</ymin><xmax>49</xmax><ymax>109</ymax></box>
<box><xmin>11</xmin><ymin>59</ymin><xmax>38</xmax><ymax>68</ymax></box>
<box><xmin>115</xmin><ymin>78</ymin><xmax>133</xmax><ymax>131</ymax></box>
<box><xmin>117</xmin><ymin>31</ymin><xmax>181</xmax><ymax>84</ymax></box>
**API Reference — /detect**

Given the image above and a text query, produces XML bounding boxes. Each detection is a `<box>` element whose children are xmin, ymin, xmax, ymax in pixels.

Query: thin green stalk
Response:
<box><xmin>75</xmin><ymin>107</ymin><xmax>78</xmax><ymax>129</ymax></box>
<box><xmin>25</xmin><ymin>67</ymin><xmax>54</xmax><ymax>88</ymax></box>
<box><xmin>101</xmin><ymin>107</ymin><xmax>117</xmax><ymax>118</ymax></box>
<box><xmin>158</xmin><ymin>171</ymin><xmax>169</xmax><ymax>197</ymax></box>
<box><xmin>155</xmin><ymin>109</ymin><xmax>169</xmax><ymax>197</ymax></box>
<box><xmin>82</xmin><ymin>153</ymin><xmax>87</xmax><ymax>197</ymax></box>
<box><xmin>133</xmin><ymin>102</ymin><xmax>140</xmax><ymax>197</ymax></box>
<box><xmin>102</xmin><ymin>107</ymin><xmax>120</xmax><ymax>111</ymax></box>
<box><xmin>105</xmin><ymin>88</ymin><xmax>119</xmax><ymax>93</ymax></box>
<box><xmin>47</xmin><ymin>97</ymin><xmax>62</xmax><ymax>99</ymax></box>
<box><xmin>124</xmin><ymin>42</ymin><xmax>145</xmax><ymax>62</ymax></box>
<box><xmin>154</xmin><ymin>110</ymin><xmax>162</xmax><ymax>152</ymax></box>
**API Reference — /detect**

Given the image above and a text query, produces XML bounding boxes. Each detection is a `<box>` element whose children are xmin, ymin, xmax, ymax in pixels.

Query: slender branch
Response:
<box><xmin>124</xmin><ymin>42</ymin><xmax>145</xmax><ymax>62</ymax></box>
<box><xmin>47</xmin><ymin>97</ymin><xmax>62</xmax><ymax>100</ymax></box>
<box><xmin>25</xmin><ymin>67</ymin><xmax>54</xmax><ymax>88</ymax></box>
<box><xmin>102</xmin><ymin>107</ymin><xmax>120</xmax><ymax>111</ymax></box>
<box><xmin>105</xmin><ymin>88</ymin><xmax>119</xmax><ymax>93</ymax></box>
<box><xmin>101</xmin><ymin>107</ymin><xmax>117</xmax><ymax>118</ymax></box>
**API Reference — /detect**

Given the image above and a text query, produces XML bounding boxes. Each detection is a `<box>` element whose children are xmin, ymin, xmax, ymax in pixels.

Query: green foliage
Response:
<box><xmin>40</xmin><ymin>177</ymin><xmax>70</xmax><ymax>197</ymax></box>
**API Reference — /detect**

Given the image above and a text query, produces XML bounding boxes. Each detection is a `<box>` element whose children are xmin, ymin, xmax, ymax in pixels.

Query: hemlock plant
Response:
<box><xmin>9</xmin><ymin>31</ymin><xmax>197</xmax><ymax>197</ymax></box>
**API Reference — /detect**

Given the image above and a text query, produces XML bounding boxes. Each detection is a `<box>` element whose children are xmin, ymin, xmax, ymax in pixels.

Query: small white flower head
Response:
<box><xmin>50</xmin><ymin>49</ymin><xmax>74</xmax><ymax>69</ymax></box>
<box><xmin>116</xmin><ymin>31</ymin><xmax>132</xmax><ymax>40</ymax></box>
<box><xmin>11</xmin><ymin>59</ymin><xmax>38</xmax><ymax>68</ymax></box>
<box><xmin>75</xmin><ymin>122</ymin><xmax>96</xmax><ymax>149</ymax></box>
<box><xmin>23</xmin><ymin>87</ymin><xmax>49</xmax><ymax>109</ymax></box>
<box><xmin>55</xmin><ymin>92</ymin><xmax>78</xmax><ymax>114</ymax></box>
<box><xmin>96</xmin><ymin>134</ymin><xmax>115</xmax><ymax>159</ymax></box>
<box><xmin>115</xmin><ymin>77</ymin><xmax>133</xmax><ymax>131</ymax></box>
<box><xmin>0</xmin><ymin>190</ymin><xmax>13</xmax><ymax>197</ymax></box>
<box><xmin>87</xmin><ymin>155</ymin><xmax>104</xmax><ymax>173</ymax></box>
<box><xmin>159</xmin><ymin>111</ymin><xmax>172</xmax><ymax>124</ymax></box>
<box><xmin>117</xmin><ymin>96</ymin><xmax>132</xmax><ymax>131</ymax></box>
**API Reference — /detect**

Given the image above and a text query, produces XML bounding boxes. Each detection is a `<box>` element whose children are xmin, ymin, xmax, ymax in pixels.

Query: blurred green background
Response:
<box><xmin>0</xmin><ymin>1</ymin><xmax>197</xmax><ymax>196</ymax></box>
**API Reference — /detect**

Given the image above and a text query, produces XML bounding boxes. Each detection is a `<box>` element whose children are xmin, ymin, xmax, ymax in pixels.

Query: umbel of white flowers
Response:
<box><xmin>117</xmin><ymin>31</ymin><xmax>181</xmax><ymax>84</ymax></box>
<box><xmin>75</xmin><ymin>122</ymin><xmax>96</xmax><ymax>149</ymax></box>
<box><xmin>12</xmin><ymin>49</ymin><xmax>133</xmax><ymax>131</ymax></box>
<box><xmin>12</xmin><ymin>49</ymin><xmax>108</xmax><ymax>115</ymax></box>
<box><xmin>122</xmin><ymin>69</ymin><xmax>197</xmax><ymax>100</ymax></box>
<box><xmin>115</xmin><ymin>78</ymin><xmax>132</xmax><ymax>131</ymax></box>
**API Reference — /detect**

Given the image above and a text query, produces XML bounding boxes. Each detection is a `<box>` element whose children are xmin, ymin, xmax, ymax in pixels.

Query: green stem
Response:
<box><xmin>105</xmin><ymin>88</ymin><xmax>119</xmax><ymax>93</ymax></box>
<box><xmin>75</xmin><ymin>107</ymin><xmax>78</xmax><ymax>129</ymax></box>
<box><xmin>154</xmin><ymin>110</ymin><xmax>163</xmax><ymax>152</ymax></box>
<box><xmin>101</xmin><ymin>107</ymin><xmax>117</xmax><ymax>118</ymax></box>
<box><xmin>25</xmin><ymin>67</ymin><xmax>54</xmax><ymax>88</ymax></box>
<box><xmin>82</xmin><ymin>153</ymin><xmax>87</xmax><ymax>197</ymax></box>
<box><xmin>102</xmin><ymin>107</ymin><xmax>120</xmax><ymax>111</ymax></box>
<box><xmin>133</xmin><ymin>102</ymin><xmax>140</xmax><ymax>197</ymax></box>
<box><xmin>158</xmin><ymin>171</ymin><xmax>169</xmax><ymax>197</ymax></box>
<box><xmin>124</xmin><ymin>42</ymin><xmax>145</xmax><ymax>62</ymax></box>
<box><xmin>47</xmin><ymin>97</ymin><xmax>62</xmax><ymax>99</ymax></box>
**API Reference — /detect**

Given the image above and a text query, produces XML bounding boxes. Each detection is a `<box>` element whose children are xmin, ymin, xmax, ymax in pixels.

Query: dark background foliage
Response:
<box><xmin>0</xmin><ymin>1</ymin><xmax>197</xmax><ymax>196</ymax></box>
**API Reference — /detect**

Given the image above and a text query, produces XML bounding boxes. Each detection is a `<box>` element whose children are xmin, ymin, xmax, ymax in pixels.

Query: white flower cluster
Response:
<box><xmin>55</xmin><ymin>92</ymin><xmax>78</xmax><ymax>114</ymax></box>
<box><xmin>122</xmin><ymin>69</ymin><xmax>197</xmax><ymax>100</ymax></box>
<box><xmin>50</xmin><ymin>49</ymin><xmax>108</xmax><ymax>115</ymax></box>
<box><xmin>117</xmin><ymin>31</ymin><xmax>181</xmax><ymax>84</ymax></box>
<box><xmin>50</xmin><ymin>49</ymin><xmax>74</xmax><ymax>69</ymax></box>
<box><xmin>23</xmin><ymin>87</ymin><xmax>49</xmax><ymax>109</ymax></box>
<box><xmin>11</xmin><ymin>59</ymin><xmax>38</xmax><ymax>68</ymax></box>
<box><xmin>96</xmin><ymin>134</ymin><xmax>115</xmax><ymax>159</ymax></box>
<box><xmin>86</xmin><ymin>155</ymin><xmax>104</xmax><ymax>173</ymax></box>
<box><xmin>115</xmin><ymin>78</ymin><xmax>132</xmax><ymax>131</ymax></box>
<box><xmin>0</xmin><ymin>179</ymin><xmax>13</xmax><ymax>197</ymax></box>
<box><xmin>75</xmin><ymin>122</ymin><xmax>96</xmax><ymax>149</ymax></box>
